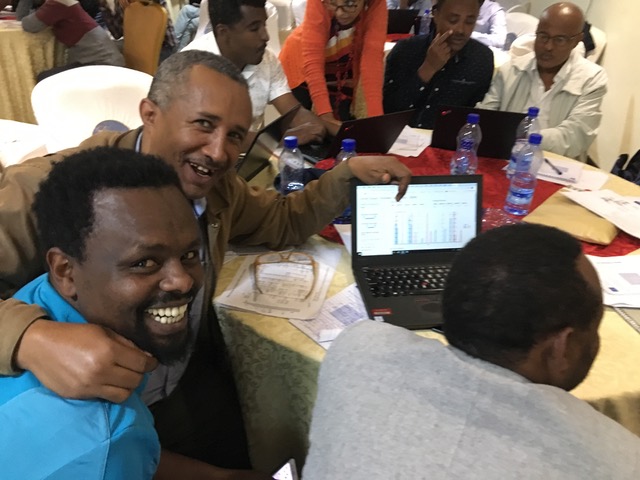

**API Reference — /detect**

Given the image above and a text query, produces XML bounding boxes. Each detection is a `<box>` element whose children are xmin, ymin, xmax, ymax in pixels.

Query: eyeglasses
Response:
<box><xmin>253</xmin><ymin>251</ymin><xmax>317</xmax><ymax>300</ymax></box>
<box><xmin>535</xmin><ymin>32</ymin><xmax>581</xmax><ymax>47</ymax></box>
<box><xmin>322</xmin><ymin>0</ymin><xmax>361</xmax><ymax>13</ymax></box>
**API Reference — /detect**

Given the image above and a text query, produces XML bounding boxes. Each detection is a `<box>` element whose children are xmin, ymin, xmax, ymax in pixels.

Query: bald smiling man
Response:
<box><xmin>478</xmin><ymin>2</ymin><xmax>607</xmax><ymax>159</ymax></box>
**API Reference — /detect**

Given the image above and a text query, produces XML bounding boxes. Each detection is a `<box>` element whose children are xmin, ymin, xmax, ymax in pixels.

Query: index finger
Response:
<box><xmin>393</xmin><ymin>169</ymin><xmax>411</xmax><ymax>201</ymax></box>
<box><xmin>433</xmin><ymin>30</ymin><xmax>453</xmax><ymax>45</ymax></box>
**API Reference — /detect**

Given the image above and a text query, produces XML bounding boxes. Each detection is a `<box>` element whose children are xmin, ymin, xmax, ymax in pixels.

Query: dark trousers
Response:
<box><xmin>292</xmin><ymin>83</ymin><xmax>354</xmax><ymax>122</ymax></box>
<box><xmin>148</xmin><ymin>305</ymin><xmax>251</xmax><ymax>468</ymax></box>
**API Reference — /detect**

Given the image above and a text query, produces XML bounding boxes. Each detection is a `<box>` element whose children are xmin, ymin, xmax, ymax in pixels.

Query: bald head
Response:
<box><xmin>541</xmin><ymin>2</ymin><xmax>585</xmax><ymax>30</ymax></box>
<box><xmin>534</xmin><ymin>2</ymin><xmax>585</xmax><ymax>74</ymax></box>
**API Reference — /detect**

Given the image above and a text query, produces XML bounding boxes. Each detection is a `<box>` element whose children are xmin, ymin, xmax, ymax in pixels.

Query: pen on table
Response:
<box><xmin>544</xmin><ymin>157</ymin><xmax>563</xmax><ymax>175</ymax></box>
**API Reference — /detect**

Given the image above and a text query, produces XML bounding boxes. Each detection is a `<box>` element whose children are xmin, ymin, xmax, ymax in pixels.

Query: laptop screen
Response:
<box><xmin>354</xmin><ymin>177</ymin><xmax>481</xmax><ymax>257</ymax></box>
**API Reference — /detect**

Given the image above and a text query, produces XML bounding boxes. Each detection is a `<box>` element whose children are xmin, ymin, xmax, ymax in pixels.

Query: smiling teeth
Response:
<box><xmin>145</xmin><ymin>304</ymin><xmax>188</xmax><ymax>324</ymax></box>
<box><xmin>190</xmin><ymin>162</ymin><xmax>212</xmax><ymax>175</ymax></box>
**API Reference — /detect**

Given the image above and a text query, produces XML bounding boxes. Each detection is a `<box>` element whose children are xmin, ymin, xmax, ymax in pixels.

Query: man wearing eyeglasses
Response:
<box><xmin>477</xmin><ymin>2</ymin><xmax>607</xmax><ymax>159</ymax></box>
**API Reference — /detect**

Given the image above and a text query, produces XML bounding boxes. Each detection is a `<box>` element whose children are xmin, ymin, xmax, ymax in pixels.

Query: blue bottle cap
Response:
<box><xmin>341</xmin><ymin>138</ymin><xmax>356</xmax><ymax>152</ymax></box>
<box><xmin>527</xmin><ymin>106</ymin><xmax>540</xmax><ymax>117</ymax></box>
<box><xmin>528</xmin><ymin>133</ymin><xmax>542</xmax><ymax>145</ymax></box>
<box><xmin>460</xmin><ymin>139</ymin><xmax>474</xmax><ymax>150</ymax></box>
<box><xmin>283</xmin><ymin>136</ymin><xmax>298</xmax><ymax>149</ymax></box>
<box><xmin>467</xmin><ymin>113</ymin><xmax>480</xmax><ymax>124</ymax></box>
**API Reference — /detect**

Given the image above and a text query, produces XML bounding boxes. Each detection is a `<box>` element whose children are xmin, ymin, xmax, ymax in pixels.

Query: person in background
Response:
<box><xmin>471</xmin><ymin>0</ymin><xmax>506</xmax><ymax>48</ymax></box>
<box><xmin>184</xmin><ymin>0</ymin><xmax>326</xmax><ymax>145</ymax></box>
<box><xmin>477</xmin><ymin>2</ymin><xmax>607</xmax><ymax>158</ymax></box>
<box><xmin>302</xmin><ymin>224</ymin><xmax>640</xmax><ymax>479</ymax></box>
<box><xmin>174</xmin><ymin>1</ymin><xmax>201</xmax><ymax>51</ymax></box>
<box><xmin>383</xmin><ymin>0</ymin><xmax>493</xmax><ymax>129</ymax></box>
<box><xmin>279</xmin><ymin>0</ymin><xmax>387</xmax><ymax>136</ymax></box>
<box><xmin>19</xmin><ymin>0</ymin><xmax>124</xmax><ymax>81</ymax></box>
<box><xmin>0</xmin><ymin>148</ymin><xmax>203</xmax><ymax>479</ymax></box>
<box><xmin>0</xmin><ymin>50</ymin><xmax>410</xmax><ymax>479</ymax></box>
<box><xmin>386</xmin><ymin>0</ymin><xmax>429</xmax><ymax>12</ymax></box>
<box><xmin>97</xmin><ymin>0</ymin><xmax>177</xmax><ymax>62</ymax></box>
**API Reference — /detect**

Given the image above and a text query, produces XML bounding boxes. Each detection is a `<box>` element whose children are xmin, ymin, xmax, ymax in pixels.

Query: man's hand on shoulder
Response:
<box><xmin>347</xmin><ymin>156</ymin><xmax>411</xmax><ymax>201</ymax></box>
<box><xmin>16</xmin><ymin>320</ymin><xmax>157</xmax><ymax>403</ymax></box>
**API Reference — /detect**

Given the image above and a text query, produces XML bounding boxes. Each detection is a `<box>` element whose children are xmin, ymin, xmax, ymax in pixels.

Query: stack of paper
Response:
<box><xmin>387</xmin><ymin>125</ymin><xmax>432</xmax><ymax>157</ymax></box>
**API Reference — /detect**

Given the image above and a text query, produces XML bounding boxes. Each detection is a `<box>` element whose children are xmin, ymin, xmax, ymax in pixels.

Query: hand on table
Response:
<box><xmin>348</xmin><ymin>155</ymin><xmax>412</xmax><ymax>201</ymax></box>
<box><xmin>285</xmin><ymin>122</ymin><xmax>326</xmax><ymax>146</ymax></box>
<box><xmin>418</xmin><ymin>31</ymin><xmax>453</xmax><ymax>82</ymax></box>
<box><xmin>16</xmin><ymin>320</ymin><xmax>157</xmax><ymax>403</ymax></box>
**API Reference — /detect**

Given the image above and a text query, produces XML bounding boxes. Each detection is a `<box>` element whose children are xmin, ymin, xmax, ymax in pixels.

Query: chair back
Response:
<box><xmin>265</xmin><ymin>1</ymin><xmax>281</xmax><ymax>55</ymax></box>
<box><xmin>506</xmin><ymin>3</ymin><xmax>531</xmax><ymax>14</ymax></box>
<box><xmin>31</xmin><ymin>66</ymin><xmax>153</xmax><ymax>152</ymax></box>
<box><xmin>505</xmin><ymin>12</ymin><xmax>538</xmax><ymax>38</ymax></box>
<box><xmin>123</xmin><ymin>0</ymin><xmax>168</xmax><ymax>75</ymax></box>
<box><xmin>194</xmin><ymin>0</ymin><xmax>211</xmax><ymax>41</ymax></box>
<box><xmin>586</xmin><ymin>25</ymin><xmax>606</xmax><ymax>64</ymax></box>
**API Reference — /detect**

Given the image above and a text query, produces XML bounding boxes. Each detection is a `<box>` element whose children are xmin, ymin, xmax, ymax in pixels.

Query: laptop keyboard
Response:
<box><xmin>362</xmin><ymin>265</ymin><xmax>450</xmax><ymax>297</ymax></box>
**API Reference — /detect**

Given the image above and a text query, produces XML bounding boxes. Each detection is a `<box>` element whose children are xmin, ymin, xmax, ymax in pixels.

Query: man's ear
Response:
<box><xmin>139</xmin><ymin>98</ymin><xmax>159</xmax><ymax>129</ymax></box>
<box><xmin>214</xmin><ymin>23</ymin><xmax>229</xmax><ymax>44</ymax></box>
<box><xmin>543</xmin><ymin>326</ymin><xmax>575</xmax><ymax>386</ymax></box>
<box><xmin>46</xmin><ymin>248</ymin><xmax>78</xmax><ymax>301</ymax></box>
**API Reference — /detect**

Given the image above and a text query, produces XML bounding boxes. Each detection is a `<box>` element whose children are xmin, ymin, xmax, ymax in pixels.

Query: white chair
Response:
<box><xmin>31</xmin><ymin>66</ymin><xmax>153</xmax><ymax>152</ymax></box>
<box><xmin>506</xmin><ymin>3</ymin><xmax>531</xmax><ymax>14</ymax></box>
<box><xmin>265</xmin><ymin>1</ymin><xmax>281</xmax><ymax>55</ymax></box>
<box><xmin>0</xmin><ymin>120</ymin><xmax>47</xmax><ymax>170</ymax></box>
<box><xmin>194</xmin><ymin>0</ymin><xmax>211</xmax><ymax>41</ymax></box>
<box><xmin>586</xmin><ymin>25</ymin><xmax>606</xmax><ymax>64</ymax></box>
<box><xmin>505</xmin><ymin>12</ymin><xmax>538</xmax><ymax>37</ymax></box>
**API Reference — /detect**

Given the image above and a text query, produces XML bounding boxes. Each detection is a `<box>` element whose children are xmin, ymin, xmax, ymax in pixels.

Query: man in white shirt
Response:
<box><xmin>471</xmin><ymin>0</ymin><xmax>507</xmax><ymax>48</ymax></box>
<box><xmin>477</xmin><ymin>2</ymin><xmax>607</xmax><ymax>159</ymax></box>
<box><xmin>183</xmin><ymin>0</ymin><xmax>326</xmax><ymax>145</ymax></box>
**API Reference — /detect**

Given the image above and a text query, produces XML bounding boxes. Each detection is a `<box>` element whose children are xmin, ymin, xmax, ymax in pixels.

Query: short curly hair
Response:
<box><xmin>443</xmin><ymin>224</ymin><xmax>602</xmax><ymax>367</ymax></box>
<box><xmin>33</xmin><ymin>147</ymin><xmax>182</xmax><ymax>262</ymax></box>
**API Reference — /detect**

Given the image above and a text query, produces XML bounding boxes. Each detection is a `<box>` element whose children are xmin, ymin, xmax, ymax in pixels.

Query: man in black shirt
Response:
<box><xmin>384</xmin><ymin>0</ymin><xmax>494</xmax><ymax>129</ymax></box>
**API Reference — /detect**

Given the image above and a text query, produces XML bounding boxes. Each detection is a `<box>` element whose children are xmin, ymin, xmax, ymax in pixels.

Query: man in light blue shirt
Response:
<box><xmin>0</xmin><ymin>147</ymin><xmax>204</xmax><ymax>479</ymax></box>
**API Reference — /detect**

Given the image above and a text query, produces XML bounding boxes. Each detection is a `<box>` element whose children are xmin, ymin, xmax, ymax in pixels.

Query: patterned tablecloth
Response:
<box><xmin>216</xmin><ymin>148</ymin><xmax>640</xmax><ymax>473</ymax></box>
<box><xmin>0</xmin><ymin>21</ymin><xmax>66</xmax><ymax>123</ymax></box>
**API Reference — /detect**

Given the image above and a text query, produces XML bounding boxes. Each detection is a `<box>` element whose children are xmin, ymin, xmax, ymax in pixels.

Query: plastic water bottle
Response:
<box><xmin>506</xmin><ymin>106</ymin><xmax>540</xmax><ymax>178</ymax></box>
<box><xmin>503</xmin><ymin>133</ymin><xmax>544</xmax><ymax>216</ymax></box>
<box><xmin>333</xmin><ymin>139</ymin><xmax>357</xmax><ymax>223</ymax></box>
<box><xmin>450</xmin><ymin>138</ymin><xmax>477</xmax><ymax>175</ymax></box>
<box><xmin>335</xmin><ymin>138</ymin><xmax>356</xmax><ymax>166</ymax></box>
<box><xmin>419</xmin><ymin>9</ymin><xmax>431</xmax><ymax>35</ymax></box>
<box><xmin>456</xmin><ymin>113</ymin><xmax>482</xmax><ymax>154</ymax></box>
<box><xmin>279</xmin><ymin>136</ymin><xmax>305</xmax><ymax>195</ymax></box>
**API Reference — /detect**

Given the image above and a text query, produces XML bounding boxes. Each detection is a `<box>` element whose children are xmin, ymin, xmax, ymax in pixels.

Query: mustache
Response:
<box><xmin>142</xmin><ymin>287</ymin><xmax>199</xmax><ymax>311</ymax></box>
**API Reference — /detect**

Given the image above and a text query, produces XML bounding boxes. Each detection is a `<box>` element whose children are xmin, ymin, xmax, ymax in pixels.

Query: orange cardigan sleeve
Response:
<box><xmin>357</xmin><ymin>0</ymin><xmax>387</xmax><ymax>117</ymax></box>
<box><xmin>300</xmin><ymin>0</ymin><xmax>333</xmax><ymax>116</ymax></box>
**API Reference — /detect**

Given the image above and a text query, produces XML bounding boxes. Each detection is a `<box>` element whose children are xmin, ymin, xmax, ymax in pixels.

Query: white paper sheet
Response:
<box><xmin>587</xmin><ymin>255</ymin><xmax>640</xmax><ymax>307</ymax></box>
<box><xmin>290</xmin><ymin>283</ymin><xmax>368</xmax><ymax>349</ymax></box>
<box><xmin>387</xmin><ymin>125</ymin><xmax>432</xmax><ymax>157</ymax></box>
<box><xmin>561</xmin><ymin>189</ymin><xmax>640</xmax><ymax>239</ymax></box>
<box><xmin>537</xmin><ymin>157</ymin><xmax>583</xmax><ymax>184</ymax></box>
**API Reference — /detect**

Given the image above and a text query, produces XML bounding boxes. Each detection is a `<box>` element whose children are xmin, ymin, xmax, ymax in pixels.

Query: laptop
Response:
<box><xmin>351</xmin><ymin>174</ymin><xmax>483</xmax><ymax>330</ymax></box>
<box><xmin>236</xmin><ymin>105</ymin><xmax>300</xmax><ymax>181</ymax></box>
<box><xmin>387</xmin><ymin>9</ymin><xmax>419</xmax><ymax>34</ymax></box>
<box><xmin>431</xmin><ymin>105</ymin><xmax>527</xmax><ymax>160</ymax></box>
<box><xmin>300</xmin><ymin>109</ymin><xmax>415</xmax><ymax>163</ymax></box>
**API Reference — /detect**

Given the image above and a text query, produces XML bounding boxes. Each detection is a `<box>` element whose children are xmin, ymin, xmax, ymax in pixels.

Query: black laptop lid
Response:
<box><xmin>431</xmin><ymin>105</ymin><xmax>526</xmax><ymax>160</ymax></box>
<box><xmin>236</xmin><ymin>105</ymin><xmax>300</xmax><ymax>181</ymax></box>
<box><xmin>350</xmin><ymin>175</ymin><xmax>483</xmax><ymax>270</ymax></box>
<box><xmin>326</xmin><ymin>109</ymin><xmax>415</xmax><ymax>158</ymax></box>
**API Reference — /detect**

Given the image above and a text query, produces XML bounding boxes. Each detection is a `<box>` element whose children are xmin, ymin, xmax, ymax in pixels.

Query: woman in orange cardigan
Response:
<box><xmin>279</xmin><ymin>0</ymin><xmax>387</xmax><ymax>135</ymax></box>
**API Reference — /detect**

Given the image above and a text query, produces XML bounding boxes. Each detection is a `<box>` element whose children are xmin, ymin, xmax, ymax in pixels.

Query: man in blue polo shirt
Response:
<box><xmin>0</xmin><ymin>147</ymin><xmax>204</xmax><ymax>479</ymax></box>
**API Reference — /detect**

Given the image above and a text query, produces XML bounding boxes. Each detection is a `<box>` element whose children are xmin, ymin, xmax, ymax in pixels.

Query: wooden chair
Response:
<box><xmin>123</xmin><ymin>0</ymin><xmax>168</xmax><ymax>75</ymax></box>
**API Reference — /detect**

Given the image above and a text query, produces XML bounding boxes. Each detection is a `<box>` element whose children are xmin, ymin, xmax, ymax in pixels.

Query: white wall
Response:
<box><xmin>527</xmin><ymin>0</ymin><xmax>640</xmax><ymax>169</ymax></box>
